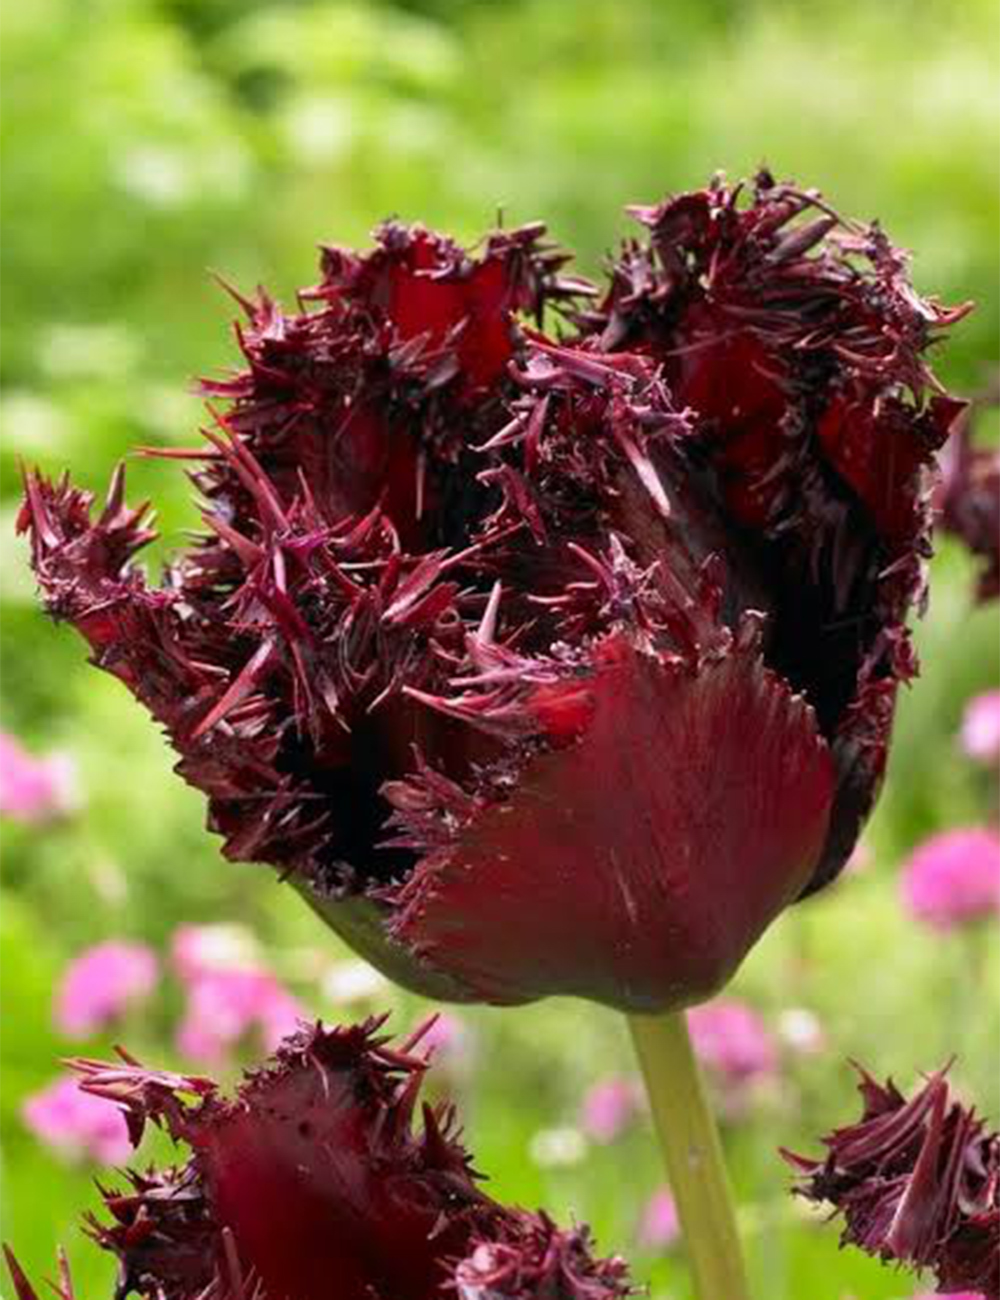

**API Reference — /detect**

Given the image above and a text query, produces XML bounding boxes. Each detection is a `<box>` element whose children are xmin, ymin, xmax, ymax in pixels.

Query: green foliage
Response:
<box><xmin>1</xmin><ymin>1</ymin><xmax>997</xmax><ymax>1296</ymax></box>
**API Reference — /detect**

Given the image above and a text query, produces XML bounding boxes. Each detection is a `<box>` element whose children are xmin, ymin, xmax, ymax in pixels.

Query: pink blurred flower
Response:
<box><xmin>901</xmin><ymin>828</ymin><xmax>1000</xmax><ymax>931</ymax></box>
<box><xmin>55</xmin><ymin>940</ymin><xmax>158</xmax><ymax>1038</ymax></box>
<box><xmin>580</xmin><ymin>1076</ymin><xmax>644</xmax><ymax>1144</ymax></box>
<box><xmin>171</xmin><ymin>925</ymin><xmax>306</xmax><ymax>1064</ymax></box>
<box><xmin>0</xmin><ymin>729</ymin><xmax>79</xmax><ymax>824</ymax></box>
<box><xmin>175</xmin><ymin>970</ymin><xmax>305</xmax><ymax>1063</ymax></box>
<box><xmin>961</xmin><ymin>689</ymin><xmax>1000</xmax><ymax>764</ymax></box>
<box><xmin>688</xmin><ymin>998</ymin><xmax>778</xmax><ymax>1084</ymax></box>
<box><xmin>912</xmin><ymin>1293</ymin><xmax>987</xmax><ymax>1299</ymax></box>
<box><xmin>22</xmin><ymin>1076</ymin><xmax>131</xmax><ymax>1164</ymax></box>
<box><xmin>638</xmin><ymin>1188</ymin><xmax>680</xmax><ymax>1250</ymax></box>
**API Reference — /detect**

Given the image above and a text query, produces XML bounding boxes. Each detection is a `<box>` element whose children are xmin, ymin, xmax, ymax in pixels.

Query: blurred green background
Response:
<box><xmin>1</xmin><ymin>1</ymin><xmax>998</xmax><ymax>1296</ymax></box>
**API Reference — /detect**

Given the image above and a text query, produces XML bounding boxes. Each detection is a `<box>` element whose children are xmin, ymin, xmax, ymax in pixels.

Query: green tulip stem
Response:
<box><xmin>628</xmin><ymin>1010</ymin><xmax>750</xmax><ymax>1300</ymax></box>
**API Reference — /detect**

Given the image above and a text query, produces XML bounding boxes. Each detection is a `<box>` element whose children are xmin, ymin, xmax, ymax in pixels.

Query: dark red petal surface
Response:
<box><xmin>391</xmin><ymin>632</ymin><xmax>834</xmax><ymax>1010</ymax></box>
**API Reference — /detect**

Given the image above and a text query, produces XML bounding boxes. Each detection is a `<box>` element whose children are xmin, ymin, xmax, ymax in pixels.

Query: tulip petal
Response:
<box><xmin>391</xmin><ymin>633</ymin><xmax>834</xmax><ymax>1010</ymax></box>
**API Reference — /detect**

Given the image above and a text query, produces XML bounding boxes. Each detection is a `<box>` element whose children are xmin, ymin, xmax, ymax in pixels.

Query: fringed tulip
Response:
<box><xmin>19</xmin><ymin>176</ymin><xmax>966</xmax><ymax>1011</ymax></box>
<box><xmin>5</xmin><ymin>1018</ymin><xmax>631</xmax><ymax>1300</ymax></box>
<box><xmin>579</xmin><ymin>171</ymin><xmax>970</xmax><ymax>893</ymax></box>
<box><xmin>783</xmin><ymin>1063</ymin><xmax>1000</xmax><ymax>1298</ymax></box>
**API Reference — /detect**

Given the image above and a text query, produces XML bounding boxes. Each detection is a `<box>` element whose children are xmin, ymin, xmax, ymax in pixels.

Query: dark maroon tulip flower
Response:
<box><xmin>783</xmin><ymin>1063</ymin><xmax>1000</xmax><ymax>1298</ymax></box>
<box><xmin>5</xmin><ymin>1017</ymin><xmax>631</xmax><ymax>1300</ymax></box>
<box><xmin>937</xmin><ymin>393</ymin><xmax>999</xmax><ymax>603</ymax></box>
<box><xmin>20</xmin><ymin>175</ymin><xmax>966</xmax><ymax>1011</ymax></box>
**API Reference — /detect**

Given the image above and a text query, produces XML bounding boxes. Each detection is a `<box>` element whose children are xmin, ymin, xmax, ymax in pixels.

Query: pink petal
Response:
<box><xmin>580</xmin><ymin>1077</ymin><xmax>643</xmax><ymax>1144</ymax></box>
<box><xmin>639</xmin><ymin>1189</ymin><xmax>680</xmax><ymax>1250</ymax></box>
<box><xmin>688</xmin><ymin>998</ymin><xmax>778</xmax><ymax>1083</ymax></box>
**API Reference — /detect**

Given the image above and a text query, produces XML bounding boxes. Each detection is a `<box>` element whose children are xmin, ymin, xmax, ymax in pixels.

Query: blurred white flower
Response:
<box><xmin>171</xmin><ymin>923</ymin><xmax>261</xmax><ymax>980</ymax></box>
<box><xmin>115</xmin><ymin>141</ymin><xmax>250</xmax><ymax>208</ymax></box>
<box><xmin>321</xmin><ymin>959</ymin><xmax>389</xmax><ymax>1005</ymax></box>
<box><xmin>777</xmin><ymin>1008</ymin><xmax>827</xmax><ymax>1056</ymax></box>
<box><xmin>528</xmin><ymin>1126</ymin><xmax>587</xmax><ymax>1169</ymax></box>
<box><xmin>39</xmin><ymin>323</ymin><xmax>142</xmax><ymax>380</ymax></box>
<box><xmin>0</xmin><ymin>391</ymin><xmax>74</xmax><ymax>453</ymax></box>
<box><xmin>283</xmin><ymin>95</ymin><xmax>356</xmax><ymax>164</ymax></box>
<box><xmin>116</xmin><ymin>145</ymin><xmax>195</xmax><ymax>206</ymax></box>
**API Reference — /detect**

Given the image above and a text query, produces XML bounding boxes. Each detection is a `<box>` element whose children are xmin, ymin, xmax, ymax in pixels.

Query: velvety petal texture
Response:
<box><xmin>6</xmin><ymin>1019</ymin><xmax>631</xmax><ymax>1300</ymax></box>
<box><xmin>20</xmin><ymin>175</ymin><xmax>966</xmax><ymax>1011</ymax></box>
<box><xmin>783</xmin><ymin>1064</ymin><xmax>1000</xmax><ymax>1298</ymax></box>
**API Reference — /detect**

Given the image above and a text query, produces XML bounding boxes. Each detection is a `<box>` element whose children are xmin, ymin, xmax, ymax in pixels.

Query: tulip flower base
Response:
<box><xmin>629</xmin><ymin>1010</ymin><xmax>750</xmax><ymax>1300</ymax></box>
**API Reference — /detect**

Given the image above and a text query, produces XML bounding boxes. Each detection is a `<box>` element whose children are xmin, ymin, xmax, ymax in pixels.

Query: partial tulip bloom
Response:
<box><xmin>55</xmin><ymin>941</ymin><xmax>158</xmax><ymax>1039</ymax></box>
<box><xmin>20</xmin><ymin>173</ymin><xmax>967</xmax><ymax>1012</ymax></box>
<box><xmin>6</xmin><ymin>1017</ymin><xmax>631</xmax><ymax>1300</ymax></box>
<box><xmin>937</xmin><ymin>395</ymin><xmax>999</xmax><ymax>603</ymax></box>
<box><xmin>900</xmin><ymin>829</ymin><xmax>1000</xmax><ymax>931</ymax></box>
<box><xmin>0</xmin><ymin>729</ymin><xmax>78</xmax><ymax>824</ymax></box>
<box><xmin>783</xmin><ymin>1063</ymin><xmax>1000</xmax><ymax>1298</ymax></box>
